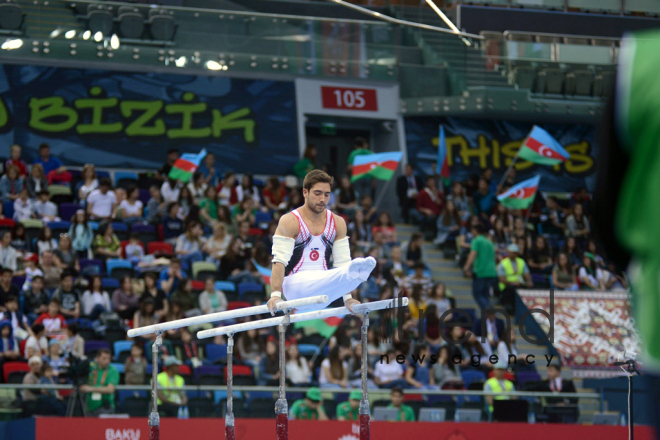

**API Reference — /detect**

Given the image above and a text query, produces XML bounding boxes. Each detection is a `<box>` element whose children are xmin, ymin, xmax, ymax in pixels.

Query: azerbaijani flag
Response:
<box><xmin>168</xmin><ymin>149</ymin><xmax>207</xmax><ymax>183</ymax></box>
<box><xmin>518</xmin><ymin>126</ymin><xmax>570</xmax><ymax>166</ymax></box>
<box><xmin>251</xmin><ymin>259</ymin><xmax>271</xmax><ymax>285</ymax></box>
<box><xmin>294</xmin><ymin>316</ymin><xmax>342</xmax><ymax>338</ymax></box>
<box><xmin>497</xmin><ymin>174</ymin><xmax>541</xmax><ymax>209</ymax></box>
<box><xmin>351</xmin><ymin>151</ymin><xmax>403</xmax><ymax>183</ymax></box>
<box><xmin>437</xmin><ymin>125</ymin><xmax>450</xmax><ymax>181</ymax></box>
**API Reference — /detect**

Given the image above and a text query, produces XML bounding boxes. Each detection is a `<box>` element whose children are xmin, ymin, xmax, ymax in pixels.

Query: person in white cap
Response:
<box><xmin>496</xmin><ymin>243</ymin><xmax>533</xmax><ymax>315</ymax></box>
<box><xmin>483</xmin><ymin>359</ymin><xmax>515</xmax><ymax>414</ymax></box>
<box><xmin>157</xmin><ymin>356</ymin><xmax>187</xmax><ymax>417</ymax></box>
<box><xmin>21</xmin><ymin>356</ymin><xmax>43</xmax><ymax>401</ymax></box>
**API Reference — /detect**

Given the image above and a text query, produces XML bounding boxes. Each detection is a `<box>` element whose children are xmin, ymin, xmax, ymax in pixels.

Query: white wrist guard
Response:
<box><xmin>332</xmin><ymin>237</ymin><xmax>351</xmax><ymax>268</ymax></box>
<box><xmin>272</xmin><ymin>235</ymin><xmax>295</xmax><ymax>267</ymax></box>
<box><xmin>270</xmin><ymin>291</ymin><xmax>282</xmax><ymax>298</ymax></box>
<box><xmin>343</xmin><ymin>294</ymin><xmax>353</xmax><ymax>303</ymax></box>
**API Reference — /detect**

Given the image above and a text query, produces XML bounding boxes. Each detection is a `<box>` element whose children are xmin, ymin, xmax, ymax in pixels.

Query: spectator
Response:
<box><xmin>39</xmin><ymin>250</ymin><xmax>63</xmax><ymax>291</ymax></box>
<box><xmin>33</xmin><ymin>190</ymin><xmax>59</xmax><ymax>223</ymax></box>
<box><xmin>585</xmin><ymin>239</ymin><xmax>605</xmax><ymax>266</ymax></box>
<box><xmin>290</xmin><ymin>387</ymin><xmax>328</xmax><ymax>420</ymax></box>
<box><xmin>156</xmin><ymin>356</ymin><xmax>187</xmax><ymax>416</ymax></box>
<box><xmin>38</xmin><ymin>363</ymin><xmax>66</xmax><ymax>415</ymax></box>
<box><xmin>62</xmin><ymin>323</ymin><xmax>85</xmax><ymax>359</ymax></box>
<box><xmin>541</xmin><ymin>196</ymin><xmax>566</xmax><ymax>237</ymax></box>
<box><xmin>285</xmin><ymin>343</ymin><xmax>313</xmax><ymax>386</ymax></box>
<box><xmin>565</xmin><ymin>203</ymin><xmax>590</xmax><ymax>239</ymax></box>
<box><xmin>489</xmin><ymin>202</ymin><xmax>514</xmax><ymax>234</ymax></box>
<box><xmin>69</xmin><ymin>210</ymin><xmax>94</xmax><ymax>259</ymax></box>
<box><xmin>53</xmin><ymin>234</ymin><xmax>77</xmax><ymax>271</ymax></box>
<box><xmin>402</xmin><ymin>262</ymin><xmax>433</xmax><ymax>300</ymax></box>
<box><xmin>236</xmin><ymin>328</ymin><xmax>263</xmax><ymax>370</ymax></box>
<box><xmin>187</xmin><ymin>171</ymin><xmax>207</xmax><ymax>201</ymax></box>
<box><xmin>359</xmin><ymin>194</ymin><xmax>378</xmax><ymax>224</ymax></box>
<box><xmin>447</xmin><ymin>181</ymin><xmax>470</xmax><ymax>221</ymax></box>
<box><xmin>490</xmin><ymin>218</ymin><xmax>511</xmax><ymax>259</ymax></box>
<box><xmin>258</xmin><ymin>336</ymin><xmax>281</xmax><ymax>386</ymax></box>
<box><xmin>415</xmin><ymin>176</ymin><xmax>444</xmax><ymax>240</ymax></box>
<box><xmin>13</xmin><ymin>188</ymin><xmax>33</xmax><ymax>221</ymax></box>
<box><xmin>263</xmin><ymin>176</ymin><xmax>288</xmax><ymax>212</ymax></box>
<box><xmin>334</xmin><ymin>175</ymin><xmax>359</xmax><ymax>216</ymax></box>
<box><xmin>578</xmin><ymin>253</ymin><xmax>605</xmax><ymax>291</ymax></box>
<box><xmin>219</xmin><ymin>237</ymin><xmax>251</xmax><ymax>282</ymax></box>
<box><xmin>203</xmin><ymin>222</ymin><xmax>232</xmax><ymax>263</ymax></box>
<box><xmin>0</xmin><ymin>267</ymin><xmax>19</xmax><ymax>311</ymax></box>
<box><xmin>473</xmin><ymin>310</ymin><xmax>506</xmax><ymax>353</ymax></box>
<box><xmin>161</xmin><ymin>178</ymin><xmax>180</xmax><ymax>204</ymax></box>
<box><xmin>336</xmin><ymin>389</ymin><xmax>362</xmax><ymax>421</ymax></box>
<box><xmin>125</xmin><ymin>233</ymin><xmax>145</xmax><ymax>265</ymax></box>
<box><xmin>159</xmin><ymin>258</ymin><xmax>186</xmax><ymax>296</ymax></box>
<box><xmin>484</xmin><ymin>360</ymin><xmax>515</xmax><ymax>414</ymax></box>
<box><xmin>77</xmin><ymin>164</ymin><xmax>98</xmax><ymax>202</ymax></box>
<box><xmin>162</xmin><ymin>202</ymin><xmax>183</xmax><ymax>245</ymax></box>
<box><xmin>434</xmin><ymin>200</ymin><xmax>462</xmax><ymax>248</ymax></box>
<box><xmin>382</xmin><ymin>245</ymin><xmax>408</xmax><ymax>289</ymax></box>
<box><xmin>34</xmin><ymin>299</ymin><xmax>67</xmax><ymax>333</ymax></box>
<box><xmin>26</xmin><ymin>165</ymin><xmax>48</xmax><ymax>200</ymax></box>
<box><xmin>198</xmin><ymin>277</ymin><xmax>227</xmax><ymax>314</ymax></box>
<box><xmin>21</xmin><ymin>254</ymin><xmax>43</xmax><ymax>292</ymax></box>
<box><xmin>237</xmin><ymin>174</ymin><xmax>261</xmax><ymax>207</ymax></box>
<box><xmin>199</xmin><ymin>186</ymin><xmax>219</xmax><ymax>225</ymax></box>
<box><xmin>0</xmin><ymin>320</ymin><xmax>20</xmax><ymax>370</ymax></box>
<box><xmin>374</xmin><ymin>349</ymin><xmax>406</xmax><ymax>389</ymax></box>
<box><xmin>406</xmin><ymin>285</ymin><xmax>427</xmax><ymax>325</ymax></box>
<box><xmin>473</xmin><ymin>178</ymin><xmax>496</xmax><ymax>221</ymax></box>
<box><xmin>457</xmin><ymin>215</ymin><xmax>480</xmax><ymax>266</ymax></box>
<box><xmin>124</xmin><ymin>343</ymin><xmax>147</xmax><ymax>385</ymax></box>
<box><xmin>178</xmin><ymin>328</ymin><xmax>201</xmax><ymax>367</ymax></box>
<box><xmin>86</xmin><ymin>178</ymin><xmax>116</xmax><ymax>221</ymax></box>
<box><xmin>25</xmin><ymin>323</ymin><xmax>47</xmax><ymax>358</ymax></box>
<box><xmin>34</xmin><ymin>143</ymin><xmax>70</xmax><ymax>184</ymax></box>
<box><xmin>177</xmin><ymin>186</ymin><xmax>194</xmax><ymax>220</ymax></box>
<box><xmin>23</xmin><ymin>276</ymin><xmax>48</xmax><ymax>322</ymax></box>
<box><xmin>21</xmin><ymin>356</ymin><xmax>43</xmax><ymax>402</ymax></box>
<box><xmin>170</xmin><ymin>278</ymin><xmax>198</xmax><ymax>316</ymax></box>
<box><xmin>10</xmin><ymin>223</ymin><xmax>27</xmax><ymax>253</ymax></box>
<box><xmin>93</xmin><ymin>221</ymin><xmax>121</xmax><ymax>261</ymax></box>
<box><xmin>198</xmin><ymin>151</ymin><xmax>221</xmax><ymax>187</ymax></box>
<box><xmin>158</xmin><ymin>148</ymin><xmax>180</xmax><ymax>180</ymax></box>
<box><xmin>319</xmin><ymin>345</ymin><xmax>349</xmax><ymax>389</ymax></box>
<box><xmin>497</xmin><ymin>244</ymin><xmax>533</xmax><ymax>315</ymax></box>
<box><xmin>528</xmin><ymin>236</ymin><xmax>554</xmax><ymax>275</ymax></box>
<box><xmin>80</xmin><ymin>348</ymin><xmax>119</xmax><ymax>415</ymax></box>
<box><xmin>497</xmin><ymin>327</ymin><xmax>528</xmax><ymax>369</ymax></box>
<box><xmin>510</xmin><ymin>217</ymin><xmax>533</xmax><ymax>252</ymax></box>
<box><xmin>402</xmin><ymin>232</ymin><xmax>425</xmax><ymax>268</ymax></box>
<box><xmin>36</xmin><ymin>226</ymin><xmax>58</xmax><ymax>255</ymax></box>
<box><xmin>81</xmin><ymin>275</ymin><xmax>112</xmax><ymax>320</ymax></box>
<box><xmin>146</xmin><ymin>185</ymin><xmax>167</xmax><ymax>225</ymax></box>
<box><xmin>347</xmin><ymin>209</ymin><xmax>372</xmax><ymax>250</ymax></box>
<box><xmin>112</xmin><ymin>276</ymin><xmax>140</xmax><ymax>319</ymax></box>
<box><xmin>387</xmin><ymin>387</ymin><xmax>415</xmax><ymax>421</ymax></box>
<box><xmin>42</xmin><ymin>339</ymin><xmax>67</xmax><ymax>376</ymax></box>
<box><xmin>118</xmin><ymin>186</ymin><xmax>143</xmax><ymax>226</ymax></box>
<box><xmin>570</xmin><ymin>187</ymin><xmax>592</xmax><ymax>215</ymax></box>
<box><xmin>404</xmin><ymin>345</ymin><xmax>438</xmax><ymax>390</ymax></box>
<box><xmin>427</xmin><ymin>282</ymin><xmax>452</xmax><ymax>318</ymax></box>
<box><xmin>133</xmin><ymin>297</ymin><xmax>157</xmax><ymax>331</ymax></box>
<box><xmin>464</xmin><ymin>223</ymin><xmax>498</xmax><ymax>311</ymax></box>
<box><xmin>232</xmin><ymin>198</ymin><xmax>256</xmax><ymax>226</ymax></box>
<box><xmin>372</xmin><ymin>211</ymin><xmax>397</xmax><ymax>244</ymax></box>
<box><xmin>6</xmin><ymin>144</ymin><xmax>28</xmax><ymax>177</ymax></box>
<box><xmin>561</xmin><ymin>236</ymin><xmax>582</xmax><ymax>270</ymax></box>
<box><xmin>552</xmin><ymin>253</ymin><xmax>579</xmax><ymax>290</ymax></box>
<box><xmin>2</xmin><ymin>295</ymin><xmax>29</xmax><ymax>339</ymax></box>
<box><xmin>175</xmin><ymin>221</ymin><xmax>205</xmax><ymax>272</ymax></box>
<box><xmin>432</xmin><ymin>346</ymin><xmax>463</xmax><ymax>388</ymax></box>
<box><xmin>539</xmin><ymin>362</ymin><xmax>577</xmax><ymax>405</ymax></box>
<box><xmin>217</xmin><ymin>172</ymin><xmax>238</xmax><ymax>207</ymax></box>
<box><xmin>0</xmin><ymin>165</ymin><xmax>23</xmax><ymax>202</ymax></box>
<box><xmin>141</xmin><ymin>273</ymin><xmax>168</xmax><ymax>319</ymax></box>
<box><xmin>293</xmin><ymin>145</ymin><xmax>316</xmax><ymax>180</ymax></box>
<box><xmin>396</xmin><ymin>164</ymin><xmax>423</xmax><ymax>224</ymax></box>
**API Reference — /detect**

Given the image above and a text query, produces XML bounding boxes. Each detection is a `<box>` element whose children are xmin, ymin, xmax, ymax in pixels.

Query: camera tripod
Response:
<box><xmin>66</xmin><ymin>384</ymin><xmax>88</xmax><ymax>417</ymax></box>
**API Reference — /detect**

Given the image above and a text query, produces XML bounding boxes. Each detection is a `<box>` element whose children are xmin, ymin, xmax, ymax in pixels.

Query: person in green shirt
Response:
<box><xmin>336</xmin><ymin>389</ymin><xmax>362</xmax><ymax>421</ymax></box>
<box><xmin>199</xmin><ymin>186</ymin><xmax>219</xmax><ymax>224</ymax></box>
<box><xmin>290</xmin><ymin>387</ymin><xmax>328</xmax><ymax>420</ymax></box>
<box><xmin>463</xmin><ymin>223</ymin><xmax>498</xmax><ymax>311</ymax></box>
<box><xmin>80</xmin><ymin>348</ymin><xmax>119</xmax><ymax>415</ymax></box>
<box><xmin>157</xmin><ymin>356</ymin><xmax>187</xmax><ymax>417</ymax></box>
<box><xmin>386</xmin><ymin>387</ymin><xmax>415</xmax><ymax>421</ymax></box>
<box><xmin>348</xmin><ymin>137</ymin><xmax>375</xmax><ymax>199</ymax></box>
<box><xmin>293</xmin><ymin>145</ymin><xmax>317</xmax><ymax>180</ymax></box>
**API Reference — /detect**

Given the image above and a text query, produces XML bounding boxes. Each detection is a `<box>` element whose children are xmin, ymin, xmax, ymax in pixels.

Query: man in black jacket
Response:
<box><xmin>539</xmin><ymin>363</ymin><xmax>577</xmax><ymax>405</ymax></box>
<box><xmin>396</xmin><ymin>164</ymin><xmax>423</xmax><ymax>224</ymax></box>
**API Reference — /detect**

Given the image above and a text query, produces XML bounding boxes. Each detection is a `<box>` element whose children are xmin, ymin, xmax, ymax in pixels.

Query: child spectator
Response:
<box><xmin>81</xmin><ymin>275</ymin><xmax>112</xmax><ymax>320</ymax></box>
<box><xmin>34</xmin><ymin>190</ymin><xmax>59</xmax><ymax>222</ymax></box>
<box><xmin>69</xmin><ymin>210</ymin><xmax>94</xmax><ymax>259</ymax></box>
<box><xmin>34</xmin><ymin>299</ymin><xmax>68</xmax><ymax>334</ymax></box>
<box><xmin>23</xmin><ymin>276</ymin><xmax>48</xmax><ymax>322</ymax></box>
<box><xmin>6</xmin><ymin>144</ymin><xmax>28</xmax><ymax>177</ymax></box>
<box><xmin>198</xmin><ymin>277</ymin><xmax>227</xmax><ymax>315</ymax></box>
<box><xmin>125</xmin><ymin>233</ymin><xmax>145</xmax><ymax>264</ymax></box>
<box><xmin>43</xmin><ymin>339</ymin><xmax>67</xmax><ymax>376</ymax></box>
<box><xmin>13</xmin><ymin>188</ymin><xmax>33</xmax><ymax>221</ymax></box>
<box><xmin>36</xmin><ymin>226</ymin><xmax>59</xmax><ymax>255</ymax></box>
<box><xmin>22</xmin><ymin>254</ymin><xmax>44</xmax><ymax>292</ymax></box>
<box><xmin>124</xmin><ymin>343</ymin><xmax>147</xmax><ymax>385</ymax></box>
<box><xmin>25</xmin><ymin>323</ymin><xmax>48</xmax><ymax>358</ymax></box>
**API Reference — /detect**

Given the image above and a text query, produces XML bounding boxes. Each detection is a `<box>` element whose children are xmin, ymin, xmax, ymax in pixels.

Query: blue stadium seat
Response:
<box><xmin>113</xmin><ymin>340</ymin><xmax>134</xmax><ymax>362</ymax></box>
<box><xmin>237</xmin><ymin>282</ymin><xmax>263</xmax><ymax>299</ymax></box>
<box><xmin>111</xmin><ymin>362</ymin><xmax>125</xmax><ymax>373</ymax></box>
<box><xmin>59</xmin><ymin>203</ymin><xmax>82</xmax><ymax>222</ymax></box>
<box><xmin>114</xmin><ymin>171</ymin><xmax>139</xmax><ymax>188</ymax></box>
<box><xmin>205</xmin><ymin>344</ymin><xmax>228</xmax><ymax>363</ymax></box>
<box><xmin>79</xmin><ymin>258</ymin><xmax>104</xmax><ymax>276</ymax></box>
<box><xmin>255</xmin><ymin>211</ymin><xmax>272</xmax><ymax>228</ymax></box>
<box><xmin>47</xmin><ymin>221</ymin><xmax>72</xmax><ymax>236</ymax></box>
<box><xmin>3</xmin><ymin>201</ymin><xmax>13</xmax><ymax>220</ymax></box>
<box><xmin>106</xmin><ymin>258</ymin><xmax>134</xmax><ymax>279</ymax></box>
<box><xmin>461</xmin><ymin>370</ymin><xmax>487</xmax><ymax>387</ymax></box>
<box><xmin>102</xmin><ymin>277</ymin><xmax>120</xmax><ymax>290</ymax></box>
<box><xmin>297</xmin><ymin>344</ymin><xmax>320</xmax><ymax>357</ymax></box>
<box><xmin>214</xmin><ymin>281</ymin><xmax>236</xmax><ymax>292</ymax></box>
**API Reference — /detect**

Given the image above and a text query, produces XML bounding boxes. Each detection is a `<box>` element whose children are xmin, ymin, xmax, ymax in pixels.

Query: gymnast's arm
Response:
<box><xmin>267</xmin><ymin>213</ymin><xmax>298</xmax><ymax>315</ymax></box>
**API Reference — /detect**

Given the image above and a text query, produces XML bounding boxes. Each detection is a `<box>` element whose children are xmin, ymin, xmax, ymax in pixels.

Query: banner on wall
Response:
<box><xmin>0</xmin><ymin>64</ymin><xmax>299</xmax><ymax>174</ymax></box>
<box><xmin>404</xmin><ymin>117</ymin><xmax>597</xmax><ymax>192</ymax></box>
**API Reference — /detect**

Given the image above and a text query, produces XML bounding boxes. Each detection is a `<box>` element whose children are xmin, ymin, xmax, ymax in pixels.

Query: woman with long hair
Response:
<box><xmin>133</xmin><ymin>297</ymin><xmax>157</xmax><ymax>330</ymax></box>
<box><xmin>489</xmin><ymin>202</ymin><xmax>514</xmax><ymax>233</ymax></box>
<box><xmin>552</xmin><ymin>252</ymin><xmax>579</xmax><ymax>290</ymax></box>
<box><xmin>217</xmin><ymin>205</ymin><xmax>237</xmax><ymax>236</ymax></box>
<box><xmin>0</xmin><ymin>165</ymin><xmax>23</xmax><ymax>202</ymax></box>
<box><xmin>112</xmin><ymin>276</ymin><xmax>139</xmax><ymax>319</ymax></box>
<box><xmin>217</xmin><ymin>172</ymin><xmax>238</xmax><ymax>207</ymax></box>
<box><xmin>236</xmin><ymin>174</ymin><xmax>260</xmax><ymax>207</ymax></box>
<box><xmin>53</xmin><ymin>233</ymin><xmax>79</xmax><ymax>271</ymax></box>
<box><xmin>432</xmin><ymin>345</ymin><xmax>463</xmax><ymax>388</ymax></box>
<box><xmin>511</xmin><ymin>216</ymin><xmax>533</xmax><ymax>251</ymax></box>
<box><xmin>199</xmin><ymin>185</ymin><xmax>219</xmax><ymax>225</ymax></box>
<box><xmin>174</xmin><ymin>221</ymin><xmax>205</xmax><ymax>272</ymax></box>
<box><xmin>262</xmin><ymin>176</ymin><xmax>285</xmax><ymax>212</ymax></box>
<box><xmin>119</xmin><ymin>186</ymin><xmax>144</xmax><ymax>226</ymax></box>
<box><xmin>140</xmin><ymin>272</ymin><xmax>168</xmax><ymax>319</ymax></box>
<box><xmin>258</xmin><ymin>336</ymin><xmax>281</xmax><ymax>386</ymax></box>
<box><xmin>566</xmin><ymin>202</ymin><xmax>590</xmax><ymax>240</ymax></box>
<box><xmin>77</xmin><ymin>164</ymin><xmax>98</xmax><ymax>202</ymax></box>
<box><xmin>319</xmin><ymin>345</ymin><xmax>349</xmax><ymax>389</ymax></box>
<box><xmin>490</xmin><ymin>217</ymin><xmax>511</xmax><ymax>259</ymax></box>
<box><xmin>457</xmin><ymin>215</ymin><xmax>480</xmax><ymax>266</ymax></box>
<box><xmin>237</xmin><ymin>328</ymin><xmax>264</xmax><ymax>370</ymax></box>
<box><xmin>561</xmin><ymin>236</ymin><xmax>582</xmax><ymax>269</ymax></box>
<box><xmin>285</xmin><ymin>343</ymin><xmax>313</xmax><ymax>386</ymax></box>
<box><xmin>80</xmin><ymin>275</ymin><xmax>111</xmax><ymax>320</ymax></box>
<box><xmin>232</xmin><ymin>197</ymin><xmax>256</xmax><ymax>226</ymax></box>
<box><xmin>203</xmin><ymin>222</ymin><xmax>232</xmax><ymax>263</ymax></box>
<box><xmin>335</xmin><ymin>175</ymin><xmax>358</xmax><ymax>216</ymax></box>
<box><xmin>162</xmin><ymin>301</ymin><xmax>185</xmax><ymax>340</ymax></box>
<box><xmin>219</xmin><ymin>237</ymin><xmax>248</xmax><ymax>281</ymax></box>
<box><xmin>36</xmin><ymin>226</ymin><xmax>58</xmax><ymax>255</ymax></box>
<box><xmin>93</xmin><ymin>221</ymin><xmax>121</xmax><ymax>261</ymax></box>
<box><xmin>447</xmin><ymin>181</ymin><xmax>470</xmax><ymax>221</ymax></box>
<box><xmin>427</xmin><ymin>282</ymin><xmax>452</xmax><ymax>317</ymax></box>
<box><xmin>405</xmin><ymin>345</ymin><xmax>439</xmax><ymax>390</ymax></box>
<box><xmin>187</xmin><ymin>171</ymin><xmax>207</xmax><ymax>201</ymax></box>
<box><xmin>10</xmin><ymin>223</ymin><xmax>27</xmax><ymax>252</ymax></box>
<box><xmin>347</xmin><ymin>209</ymin><xmax>372</xmax><ymax>250</ymax></box>
<box><xmin>578</xmin><ymin>252</ymin><xmax>605</xmax><ymax>291</ymax></box>
<box><xmin>69</xmin><ymin>210</ymin><xmax>93</xmax><ymax>259</ymax></box>
<box><xmin>285</xmin><ymin>189</ymin><xmax>303</xmax><ymax>214</ymax></box>
<box><xmin>372</xmin><ymin>211</ymin><xmax>397</xmax><ymax>243</ymax></box>
<box><xmin>434</xmin><ymin>200</ymin><xmax>462</xmax><ymax>247</ymax></box>
<box><xmin>26</xmin><ymin>164</ymin><xmax>48</xmax><ymax>199</ymax></box>
<box><xmin>170</xmin><ymin>278</ymin><xmax>199</xmax><ymax>315</ymax></box>
<box><xmin>177</xmin><ymin>185</ymin><xmax>194</xmax><ymax>220</ymax></box>
<box><xmin>529</xmin><ymin>235</ymin><xmax>554</xmax><ymax>274</ymax></box>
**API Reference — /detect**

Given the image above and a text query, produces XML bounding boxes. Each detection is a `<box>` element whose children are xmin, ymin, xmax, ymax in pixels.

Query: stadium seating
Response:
<box><xmin>111</xmin><ymin>223</ymin><xmax>130</xmax><ymax>241</ymax></box>
<box><xmin>147</xmin><ymin>241</ymin><xmax>173</xmax><ymax>256</ymax></box>
<box><xmin>2</xmin><ymin>362</ymin><xmax>29</xmax><ymax>383</ymax></box>
<box><xmin>113</xmin><ymin>340</ymin><xmax>134</xmax><ymax>362</ymax></box>
<box><xmin>205</xmin><ymin>344</ymin><xmax>228</xmax><ymax>363</ymax></box>
<box><xmin>84</xmin><ymin>340</ymin><xmax>111</xmax><ymax>358</ymax></box>
<box><xmin>114</xmin><ymin>171</ymin><xmax>139</xmax><ymax>189</ymax></box>
<box><xmin>106</xmin><ymin>258</ymin><xmax>134</xmax><ymax>279</ymax></box>
<box><xmin>192</xmin><ymin>261</ymin><xmax>217</xmax><ymax>281</ymax></box>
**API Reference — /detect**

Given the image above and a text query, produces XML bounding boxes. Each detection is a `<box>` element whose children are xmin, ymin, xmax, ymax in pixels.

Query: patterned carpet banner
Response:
<box><xmin>518</xmin><ymin>289</ymin><xmax>640</xmax><ymax>378</ymax></box>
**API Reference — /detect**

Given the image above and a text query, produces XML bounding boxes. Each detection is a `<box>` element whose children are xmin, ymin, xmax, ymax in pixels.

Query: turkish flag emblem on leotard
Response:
<box><xmin>310</xmin><ymin>250</ymin><xmax>319</xmax><ymax>261</ymax></box>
